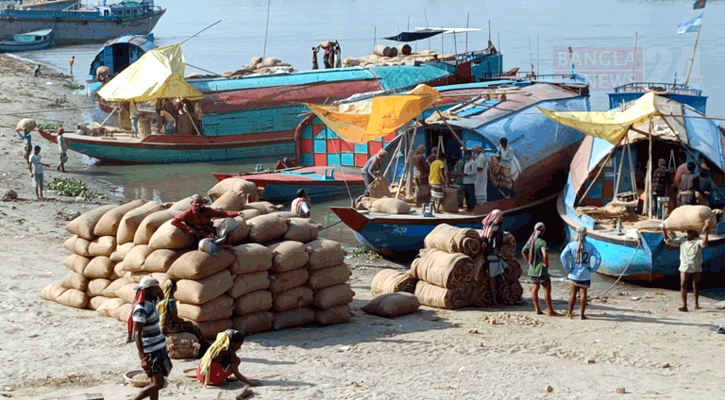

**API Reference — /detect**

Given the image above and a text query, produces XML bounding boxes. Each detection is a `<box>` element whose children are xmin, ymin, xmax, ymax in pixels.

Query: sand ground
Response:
<box><xmin>1</xmin><ymin>54</ymin><xmax>724</xmax><ymax>400</ymax></box>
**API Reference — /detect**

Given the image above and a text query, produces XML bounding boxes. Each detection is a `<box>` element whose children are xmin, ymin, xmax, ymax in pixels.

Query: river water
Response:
<box><xmin>15</xmin><ymin>0</ymin><xmax>725</xmax><ymax>251</ymax></box>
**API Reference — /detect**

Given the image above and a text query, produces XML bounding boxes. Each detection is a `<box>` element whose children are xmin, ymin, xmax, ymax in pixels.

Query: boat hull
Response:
<box><xmin>0</xmin><ymin>35</ymin><xmax>54</xmax><ymax>52</ymax></box>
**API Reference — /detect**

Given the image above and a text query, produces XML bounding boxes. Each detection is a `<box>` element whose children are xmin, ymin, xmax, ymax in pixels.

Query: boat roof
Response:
<box><xmin>93</xmin><ymin>34</ymin><xmax>155</xmax><ymax>58</ymax></box>
<box><xmin>16</xmin><ymin>29</ymin><xmax>53</xmax><ymax>36</ymax></box>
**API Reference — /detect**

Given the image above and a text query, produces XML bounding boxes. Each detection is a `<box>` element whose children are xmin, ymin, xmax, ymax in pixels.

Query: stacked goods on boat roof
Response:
<box><xmin>343</xmin><ymin>50</ymin><xmax>451</xmax><ymax>68</ymax></box>
<box><xmin>187</xmin><ymin>56</ymin><xmax>295</xmax><ymax>80</ymax></box>
<box><xmin>40</xmin><ymin>178</ymin><xmax>353</xmax><ymax>341</ymax></box>
<box><xmin>369</xmin><ymin>224</ymin><xmax>523</xmax><ymax>310</ymax></box>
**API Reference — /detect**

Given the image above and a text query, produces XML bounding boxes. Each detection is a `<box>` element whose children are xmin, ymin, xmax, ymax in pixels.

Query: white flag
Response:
<box><xmin>677</xmin><ymin>14</ymin><xmax>703</xmax><ymax>35</ymax></box>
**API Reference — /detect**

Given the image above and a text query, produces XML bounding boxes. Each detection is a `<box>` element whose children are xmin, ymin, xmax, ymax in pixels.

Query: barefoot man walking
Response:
<box><xmin>560</xmin><ymin>227</ymin><xmax>602</xmax><ymax>319</ymax></box>
<box><xmin>663</xmin><ymin>219</ymin><xmax>709</xmax><ymax>312</ymax></box>
<box><xmin>522</xmin><ymin>222</ymin><xmax>560</xmax><ymax>316</ymax></box>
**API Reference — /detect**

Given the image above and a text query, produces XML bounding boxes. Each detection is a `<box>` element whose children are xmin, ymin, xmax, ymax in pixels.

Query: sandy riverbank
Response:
<box><xmin>1</xmin><ymin>54</ymin><xmax>724</xmax><ymax>400</ymax></box>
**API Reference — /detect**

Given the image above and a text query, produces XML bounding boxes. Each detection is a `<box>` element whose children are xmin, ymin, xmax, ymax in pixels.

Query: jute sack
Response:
<box><xmin>371</xmin><ymin>198</ymin><xmax>411</xmax><ymax>214</ymax></box>
<box><xmin>56</xmin><ymin>289</ymin><xmax>90</xmax><ymax>309</ymax></box>
<box><xmin>272</xmin><ymin>307</ymin><xmax>315</xmax><ymax>330</ymax></box>
<box><xmin>117</xmin><ymin>282</ymin><xmax>138</xmax><ymax>304</ymax></box>
<box><xmin>110</xmin><ymin>242</ymin><xmax>135</xmax><ymax>263</ymax></box>
<box><xmin>63</xmin><ymin>235</ymin><xmax>78</xmax><ymax>253</ymax></box>
<box><xmin>149</xmin><ymin>220</ymin><xmax>193</xmax><ymax>250</ymax></box>
<box><xmin>424</xmin><ymin>224</ymin><xmax>482</xmax><ymax>258</ymax></box>
<box><xmin>210</xmin><ymin>190</ymin><xmax>246</xmax><ymax>211</ymax></box>
<box><xmin>126</xmin><ymin>272</ymin><xmax>168</xmax><ymax>286</ymax></box>
<box><xmin>269</xmin><ymin>211</ymin><xmax>298</xmax><ymax>220</ymax></box>
<box><xmin>273</xmin><ymin>286</ymin><xmax>313</xmax><ymax>312</ymax></box>
<box><xmin>62</xmin><ymin>272</ymin><xmax>88</xmax><ymax>291</ymax></box>
<box><xmin>190</xmin><ymin>319</ymin><xmax>233</xmax><ymax>339</ymax></box>
<box><xmin>232</xmin><ymin>244</ymin><xmax>272</xmax><ymax>275</ymax></box>
<box><xmin>73</xmin><ymin>237</ymin><xmax>92</xmax><ymax>256</ymax></box>
<box><xmin>117</xmin><ymin>202</ymin><xmax>166</xmax><ymax>245</ymax></box>
<box><xmin>94</xmin><ymin>199</ymin><xmax>146</xmax><ymax>236</ymax></box>
<box><xmin>268</xmin><ymin>241</ymin><xmax>310</xmax><ymax>273</ymax></box>
<box><xmin>244</xmin><ymin>201</ymin><xmax>281</xmax><ymax>214</ymax></box>
<box><xmin>247</xmin><ymin>214</ymin><xmax>288</xmax><ymax>244</ymax></box>
<box><xmin>175</xmin><ymin>269</ymin><xmax>234</xmax><ymax>305</ymax></box>
<box><xmin>112</xmin><ymin>303</ymin><xmax>133</xmax><ymax>322</ymax></box>
<box><xmin>410</xmin><ymin>249</ymin><xmax>474</xmax><ymax>289</ymax></box>
<box><xmin>313</xmin><ymin>283</ymin><xmax>354</xmax><ymax>309</ymax></box>
<box><xmin>89</xmin><ymin>295</ymin><xmax>110</xmax><ymax>310</ymax></box>
<box><xmin>664</xmin><ymin>205</ymin><xmax>717</xmax><ymax>232</ymax></box>
<box><xmin>123</xmin><ymin>245</ymin><xmax>154</xmax><ymax>272</ymax></box>
<box><xmin>414</xmin><ymin>281</ymin><xmax>467</xmax><ymax>310</ymax></box>
<box><xmin>41</xmin><ymin>282</ymin><xmax>68</xmax><ymax>301</ymax></box>
<box><xmin>361</xmin><ymin>292</ymin><xmax>420</xmax><ymax>318</ymax></box>
<box><xmin>84</xmin><ymin>256</ymin><xmax>114</xmax><ymax>279</ymax></box>
<box><xmin>316</xmin><ymin>304</ymin><xmax>351</xmax><ymax>325</ymax></box>
<box><xmin>178</xmin><ymin>295</ymin><xmax>234</xmax><ymax>322</ymax></box>
<box><xmin>102</xmin><ymin>277</ymin><xmax>130</xmax><ymax>298</ymax></box>
<box><xmin>371</xmin><ymin>269</ymin><xmax>417</xmax><ymax>297</ymax></box>
<box><xmin>166</xmin><ymin>332</ymin><xmax>201</xmax><ymax>359</ymax></box>
<box><xmin>239</xmin><ymin>209</ymin><xmax>262</xmax><ymax>220</ymax></box>
<box><xmin>87</xmin><ymin>278</ymin><xmax>112</xmax><ymax>297</ymax></box>
<box><xmin>66</xmin><ymin>204</ymin><xmax>116</xmax><ymax>240</ymax></box>
<box><xmin>284</xmin><ymin>218</ymin><xmax>322</xmax><ymax>242</ymax></box>
<box><xmin>208</xmin><ymin>178</ymin><xmax>257</xmax><ymax>200</ymax></box>
<box><xmin>63</xmin><ymin>254</ymin><xmax>85</xmax><ymax>274</ymax></box>
<box><xmin>88</xmin><ymin>236</ymin><xmax>117</xmax><ymax>257</ymax></box>
<box><xmin>167</xmin><ymin>248</ymin><xmax>235</xmax><ymax>280</ymax></box>
<box><xmin>306</xmin><ymin>239</ymin><xmax>346</xmax><ymax>270</ymax></box>
<box><xmin>228</xmin><ymin>271</ymin><xmax>270</xmax><ymax>298</ymax></box>
<box><xmin>220</xmin><ymin>216</ymin><xmax>249</xmax><ymax>245</ymax></box>
<box><xmin>109</xmin><ymin>261</ymin><xmax>125</xmax><ymax>280</ymax></box>
<box><xmin>143</xmin><ymin>249</ymin><xmax>182</xmax><ymax>273</ymax></box>
<box><xmin>234</xmin><ymin>290</ymin><xmax>273</xmax><ymax>315</ymax></box>
<box><xmin>134</xmin><ymin>209</ymin><xmax>180</xmax><ymax>245</ymax></box>
<box><xmin>170</xmin><ymin>195</ymin><xmax>194</xmax><ymax>211</ymax></box>
<box><xmin>97</xmin><ymin>298</ymin><xmax>124</xmax><ymax>317</ymax></box>
<box><xmin>269</xmin><ymin>268</ymin><xmax>309</xmax><ymax>293</ymax></box>
<box><xmin>308</xmin><ymin>265</ymin><xmax>351</xmax><ymax>290</ymax></box>
<box><xmin>233</xmin><ymin>311</ymin><xmax>274</xmax><ymax>335</ymax></box>
<box><xmin>15</xmin><ymin>118</ymin><xmax>36</xmax><ymax>133</ymax></box>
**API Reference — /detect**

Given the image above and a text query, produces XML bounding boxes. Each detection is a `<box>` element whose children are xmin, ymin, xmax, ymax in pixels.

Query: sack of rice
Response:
<box><xmin>117</xmin><ymin>202</ymin><xmax>166</xmax><ymax>245</ymax></box>
<box><xmin>123</xmin><ymin>245</ymin><xmax>154</xmax><ymax>272</ymax></box>
<box><xmin>664</xmin><ymin>205</ymin><xmax>717</xmax><ymax>232</ymax></box>
<box><xmin>228</xmin><ymin>271</ymin><xmax>269</xmax><ymax>298</ymax></box>
<box><xmin>109</xmin><ymin>261</ymin><xmax>125</xmax><ymax>280</ymax></box>
<box><xmin>191</xmin><ymin>319</ymin><xmax>234</xmax><ymax>339</ymax></box>
<box><xmin>269</xmin><ymin>268</ymin><xmax>309</xmax><ymax>293</ymax></box>
<box><xmin>273</xmin><ymin>286</ymin><xmax>313</xmax><ymax>312</ymax></box>
<box><xmin>62</xmin><ymin>272</ymin><xmax>88</xmax><ymax>291</ymax></box>
<box><xmin>110</xmin><ymin>242</ymin><xmax>135</xmax><ymax>263</ymax></box>
<box><xmin>239</xmin><ymin>209</ymin><xmax>262</xmax><ymax>220</ymax></box>
<box><xmin>268</xmin><ymin>241</ymin><xmax>310</xmax><ymax>273</ymax></box>
<box><xmin>269</xmin><ymin>211</ymin><xmax>298</xmax><ymax>220</ymax></box>
<box><xmin>499</xmin><ymin>231</ymin><xmax>517</xmax><ymax>261</ymax></box>
<box><xmin>247</xmin><ymin>214</ymin><xmax>288</xmax><ymax>244</ymax></box>
<box><xmin>134</xmin><ymin>209</ymin><xmax>180</xmax><ymax>245</ymax></box>
<box><xmin>234</xmin><ymin>290</ymin><xmax>273</xmax><ymax>315</ymax></box>
<box><xmin>66</xmin><ymin>204</ymin><xmax>116</xmax><ymax>240</ymax></box>
<box><xmin>166</xmin><ymin>332</ymin><xmax>201</xmax><ymax>359</ymax></box>
<box><xmin>88</xmin><ymin>236</ymin><xmax>117</xmax><ymax>257</ymax></box>
<box><xmin>41</xmin><ymin>282</ymin><xmax>68</xmax><ymax>301</ymax></box>
<box><xmin>73</xmin><ymin>237</ymin><xmax>92</xmax><ymax>256</ymax></box>
<box><xmin>167</xmin><ymin>248</ymin><xmax>235</xmax><ymax>280</ymax></box>
<box><xmin>210</xmin><ymin>190</ymin><xmax>246</xmax><ymax>211</ymax></box>
<box><xmin>84</xmin><ymin>256</ymin><xmax>114</xmax><ymax>279</ymax></box>
<box><xmin>272</xmin><ymin>307</ymin><xmax>315</xmax><ymax>330</ymax></box>
<box><xmin>116</xmin><ymin>282</ymin><xmax>138</xmax><ymax>304</ymax></box>
<box><xmin>313</xmin><ymin>283</ymin><xmax>354</xmax><ymax>309</ymax></box>
<box><xmin>94</xmin><ymin>200</ymin><xmax>147</xmax><ymax>236</ymax></box>
<box><xmin>316</xmin><ymin>304</ymin><xmax>351</xmax><ymax>325</ymax></box>
<box><xmin>170</xmin><ymin>195</ymin><xmax>195</xmax><ymax>211</ymax></box>
<box><xmin>371</xmin><ymin>198</ymin><xmax>411</xmax><ymax>214</ymax></box>
<box><xmin>112</xmin><ymin>303</ymin><xmax>133</xmax><ymax>322</ymax></box>
<box><xmin>89</xmin><ymin>295</ymin><xmax>110</xmax><ymax>310</ymax></box>
<box><xmin>87</xmin><ymin>278</ymin><xmax>112</xmax><ymax>297</ymax></box>
<box><xmin>64</xmin><ymin>254</ymin><xmax>87</xmax><ymax>274</ymax></box>
<box><xmin>306</xmin><ymin>239</ymin><xmax>346</xmax><ymax>270</ymax></box>
<box><xmin>63</xmin><ymin>235</ymin><xmax>77</xmax><ymax>253</ymax></box>
<box><xmin>244</xmin><ymin>201</ymin><xmax>282</xmax><ymax>214</ymax></box>
<box><xmin>410</xmin><ymin>250</ymin><xmax>474</xmax><ymax>289</ymax></box>
<box><xmin>231</xmin><ymin>243</ymin><xmax>272</xmax><ymax>274</ymax></box>
<box><xmin>148</xmin><ymin>220</ymin><xmax>193</xmax><ymax>250</ymax></box>
<box><xmin>370</xmin><ymin>269</ymin><xmax>417</xmax><ymax>296</ymax></box>
<box><xmin>223</xmin><ymin>216</ymin><xmax>249</xmax><ymax>245</ymax></box>
<box><xmin>96</xmin><ymin>297</ymin><xmax>124</xmax><ymax>317</ymax></box>
<box><xmin>361</xmin><ymin>292</ymin><xmax>420</xmax><ymax>318</ymax></box>
<box><xmin>262</xmin><ymin>57</ymin><xmax>281</xmax><ymax>67</ymax></box>
<box><xmin>56</xmin><ymin>288</ymin><xmax>90</xmax><ymax>309</ymax></box>
<box><xmin>414</xmin><ymin>281</ymin><xmax>468</xmax><ymax>309</ymax></box>
<box><xmin>233</xmin><ymin>311</ymin><xmax>274</xmax><ymax>335</ymax></box>
<box><xmin>284</xmin><ymin>218</ymin><xmax>322</xmax><ymax>242</ymax></box>
<box><xmin>15</xmin><ymin>118</ymin><xmax>36</xmax><ymax>134</ymax></box>
<box><xmin>174</xmin><ymin>269</ymin><xmax>234</xmax><ymax>305</ymax></box>
<box><xmin>142</xmin><ymin>249</ymin><xmax>182</xmax><ymax>273</ymax></box>
<box><xmin>102</xmin><ymin>277</ymin><xmax>130</xmax><ymax>298</ymax></box>
<box><xmin>308</xmin><ymin>265</ymin><xmax>351</xmax><ymax>290</ymax></box>
<box><xmin>424</xmin><ymin>224</ymin><xmax>482</xmax><ymax>257</ymax></box>
<box><xmin>178</xmin><ymin>295</ymin><xmax>234</xmax><ymax>322</ymax></box>
<box><xmin>208</xmin><ymin>178</ymin><xmax>257</xmax><ymax>200</ymax></box>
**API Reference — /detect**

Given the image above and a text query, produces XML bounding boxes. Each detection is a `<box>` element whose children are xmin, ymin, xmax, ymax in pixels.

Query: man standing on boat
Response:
<box><xmin>129</xmin><ymin>100</ymin><xmax>139</xmax><ymax>138</ymax></box>
<box><xmin>663</xmin><ymin>219</ymin><xmax>709</xmax><ymax>312</ymax></box>
<box><xmin>677</xmin><ymin>162</ymin><xmax>700</xmax><ymax>207</ymax></box>
<box><xmin>461</xmin><ymin>150</ymin><xmax>477</xmax><ymax>211</ymax></box>
<box><xmin>429</xmin><ymin>152</ymin><xmax>447</xmax><ymax>213</ymax></box>
<box><xmin>496</xmin><ymin>137</ymin><xmax>520</xmax><ymax>196</ymax></box>
<box><xmin>652</xmin><ymin>158</ymin><xmax>672</xmax><ymax>219</ymax></box>
<box><xmin>413</xmin><ymin>145</ymin><xmax>430</xmax><ymax>185</ymax></box>
<box><xmin>360</xmin><ymin>150</ymin><xmax>388</xmax><ymax>198</ymax></box>
<box><xmin>472</xmin><ymin>145</ymin><xmax>488</xmax><ymax>206</ymax></box>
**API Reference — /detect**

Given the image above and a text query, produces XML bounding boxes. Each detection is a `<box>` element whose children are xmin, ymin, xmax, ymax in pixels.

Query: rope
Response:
<box><xmin>592</xmin><ymin>240</ymin><xmax>642</xmax><ymax>299</ymax></box>
<box><xmin>320</xmin><ymin>220</ymin><xmax>343</xmax><ymax>231</ymax></box>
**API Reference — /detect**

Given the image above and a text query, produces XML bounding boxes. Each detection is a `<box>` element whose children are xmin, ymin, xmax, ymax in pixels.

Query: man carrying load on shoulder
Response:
<box><xmin>171</xmin><ymin>194</ymin><xmax>239</xmax><ymax>250</ymax></box>
<box><xmin>663</xmin><ymin>219</ymin><xmax>709</xmax><ymax>312</ymax></box>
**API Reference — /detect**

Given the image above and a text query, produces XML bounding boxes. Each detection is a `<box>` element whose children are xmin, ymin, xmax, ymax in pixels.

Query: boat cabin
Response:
<box><xmin>88</xmin><ymin>34</ymin><xmax>155</xmax><ymax>79</ymax></box>
<box><xmin>12</xmin><ymin>28</ymin><xmax>52</xmax><ymax>43</ymax></box>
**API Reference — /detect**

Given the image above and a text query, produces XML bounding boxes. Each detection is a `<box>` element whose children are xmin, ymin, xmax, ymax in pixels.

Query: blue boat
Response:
<box><xmin>331</xmin><ymin>79</ymin><xmax>591</xmax><ymax>258</ymax></box>
<box><xmin>0</xmin><ymin>28</ymin><xmax>54</xmax><ymax>52</ymax></box>
<box><xmin>549</xmin><ymin>93</ymin><xmax>725</xmax><ymax>280</ymax></box>
<box><xmin>608</xmin><ymin>82</ymin><xmax>707</xmax><ymax>113</ymax></box>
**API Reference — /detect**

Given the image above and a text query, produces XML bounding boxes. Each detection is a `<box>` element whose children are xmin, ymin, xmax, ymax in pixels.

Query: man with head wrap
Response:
<box><xmin>560</xmin><ymin>227</ymin><xmax>601</xmax><ymax>319</ymax></box>
<box><xmin>360</xmin><ymin>150</ymin><xmax>388</xmax><ymax>197</ymax></box>
<box><xmin>412</xmin><ymin>145</ymin><xmax>430</xmax><ymax>185</ymax></box>
<box><xmin>481</xmin><ymin>209</ymin><xmax>505</xmax><ymax>304</ymax></box>
<box><xmin>522</xmin><ymin>222</ymin><xmax>560</xmax><ymax>316</ymax></box>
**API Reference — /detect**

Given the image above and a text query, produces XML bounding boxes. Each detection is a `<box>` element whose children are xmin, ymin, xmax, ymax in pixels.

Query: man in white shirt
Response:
<box><xmin>57</xmin><ymin>128</ymin><xmax>68</xmax><ymax>172</ymax></box>
<box><xmin>496</xmin><ymin>137</ymin><xmax>520</xmax><ymax>195</ymax></box>
<box><xmin>29</xmin><ymin>145</ymin><xmax>49</xmax><ymax>200</ymax></box>
<box><xmin>472</xmin><ymin>145</ymin><xmax>488</xmax><ymax>205</ymax></box>
<box><xmin>461</xmin><ymin>150</ymin><xmax>477</xmax><ymax>211</ymax></box>
<box><xmin>129</xmin><ymin>101</ymin><xmax>139</xmax><ymax>138</ymax></box>
<box><xmin>291</xmin><ymin>189</ymin><xmax>311</xmax><ymax>218</ymax></box>
<box><xmin>663</xmin><ymin>220</ymin><xmax>709</xmax><ymax>312</ymax></box>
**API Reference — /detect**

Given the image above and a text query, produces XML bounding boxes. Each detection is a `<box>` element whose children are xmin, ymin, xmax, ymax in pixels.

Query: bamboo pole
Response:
<box><xmin>612</xmin><ymin>137</ymin><xmax>626</xmax><ymax>198</ymax></box>
<box><xmin>396</xmin><ymin>124</ymin><xmax>418</xmax><ymax>199</ymax></box>
<box><xmin>432</xmin><ymin>105</ymin><xmax>465</xmax><ymax>147</ymax></box>
<box><xmin>184</xmin><ymin>109</ymin><xmax>203</xmax><ymax>136</ymax></box>
<box><xmin>405</xmin><ymin>126</ymin><xmax>419</xmax><ymax>198</ymax></box>
<box><xmin>579</xmin><ymin>133</ymin><xmax>628</xmax><ymax>201</ymax></box>
<box><xmin>646</xmin><ymin>117</ymin><xmax>653</xmax><ymax>218</ymax></box>
<box><xmin>383</xmin><ymin>128</ymin><xmax>407</xmax><ymax>178</ymax></box>
<box><xmin>685</xmin><ymin>15</ymin><xmax>703</xmax><ymax>86</ymax></box>
<box><xmin>100</xmin><ymin>106</ymin><xmax>119</xmax><ymax>128</ymax></box>
<box><xmin>631</xmin><ymin>32</ymin><xmax>638</xmax><ymax>81</ymax></box>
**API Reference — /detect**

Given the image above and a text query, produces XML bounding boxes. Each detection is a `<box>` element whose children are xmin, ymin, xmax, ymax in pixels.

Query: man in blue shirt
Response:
<box><xmin>560</xmin><ymin>226</ymin><xmax>602</xmax><ymax>319</ymax></box>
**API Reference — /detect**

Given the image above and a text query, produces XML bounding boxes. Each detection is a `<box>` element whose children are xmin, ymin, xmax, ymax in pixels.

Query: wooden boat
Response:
<box><xmin>87</xmin><ymin>34</ymin><xmax>155</xmax><ymax>81</ymax></box>
<box><xmin>0</xmin><ymin>28</ymin><xmax>54</xmax><ymax>52</ymax></box>
<box><xmin>213</xmin><ymin>166</ymin><xmax>364</xmax><ymax>203</ymax></box>
<box><xmin>330</xmin><ymin>80</ymin><xmax>591</xmax><ymax>259</ymax></box>
<box><xmin>549</xmin><ymin>93</ymin><xmax>725</xmax><ymax>280</ymax></box>
<box><xmin>609</xmin><ymin>82</ymin><xmax>707</xmax><ymax>113</ymax></box>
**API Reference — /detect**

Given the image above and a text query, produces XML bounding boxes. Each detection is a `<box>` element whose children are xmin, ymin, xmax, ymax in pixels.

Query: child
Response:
<box><xmin>663</xmin><ymin>219</ymin><xmax>710</xmax><ymax>312</ymax></box>
<box><xmin>197</xmin><ymin>330</ymin><xmax>261</xmax><ymax>387</ymax></box>
<box><xmin>560</xmin><ymin>227</ymin><xmax>602</xmax><ymax>319</ymax></box>
<box><xmin>522</xmin><ymin>222</ymin><xmax>560</xmax><ymax>316</ymax></box>
<box><xmin>29</xmin><ymin>145</ymin><xmax>50</xmax><ymax>200</ymax></box>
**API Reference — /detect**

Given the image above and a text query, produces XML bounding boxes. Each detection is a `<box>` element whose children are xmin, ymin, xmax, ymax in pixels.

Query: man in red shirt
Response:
<box><xmin>171</xmin><ymin>194</ymin><xmax>239</xmax><ymax>245</ymax></box>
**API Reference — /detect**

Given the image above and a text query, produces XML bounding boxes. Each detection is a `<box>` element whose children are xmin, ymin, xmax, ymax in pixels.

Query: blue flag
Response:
<box><xmin>677</xmin><ymin>14</ymin><xmax>702</xmax><ymax>35</ymax></box>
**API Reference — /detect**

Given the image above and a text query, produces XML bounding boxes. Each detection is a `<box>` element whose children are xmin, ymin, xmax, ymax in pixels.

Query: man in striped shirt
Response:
<box><xmin>132</xmin><ymin>276</ymin><xmax>172</xmax><ymax>400</ymax></box>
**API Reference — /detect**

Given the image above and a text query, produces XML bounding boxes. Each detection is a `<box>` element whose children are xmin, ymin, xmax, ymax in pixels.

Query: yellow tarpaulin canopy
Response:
<box><xmin>539</xmin><ymin>92</ymin><xmax>658</xmax><ymax>144</ymax></box>
<box><xmin>306</xmin><ymin>84</ymin><xmax>441</xmax><ymax>144</ymax></box>
<box><xmin>97</xmin><ymin>44</ymin><xmax>204</xmax><ymax>102</ymax></box>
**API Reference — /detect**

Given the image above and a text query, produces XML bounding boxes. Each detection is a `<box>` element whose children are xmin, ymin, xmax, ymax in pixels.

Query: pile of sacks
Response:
<box><xmin>370</xmin><ymin>224</ymin><xmax>523</xmax><ymax>310</ymax></box>
<box><xmin>188</xmin><ymin>57</ymin><xmax>295</xmax><ymax>80</ymax></box>
<box><xmin>343</xmin><ymin>50</ymin><xmax>452</xmax><ymax>68</ymax></box>
<box><xmin>41</xmin><ymin>177</ymin><xmax>353</xmax><ymax>339</ymax></box>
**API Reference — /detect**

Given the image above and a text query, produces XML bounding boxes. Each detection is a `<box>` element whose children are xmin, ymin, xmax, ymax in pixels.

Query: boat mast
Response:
<box><xmin>631</xmin><ymin>32</ymin><xmax>637</xmax><ymax>83</ymax></box>
<box><xmin>465</xmin><ymin>13</ymin><xmax>470</xmax><ymax>53</ymax></box>
<box><xmin>685</xmin><ymin>13</ymin><xmax>703</xmax><ymax>86</ymax></box>
<box><xmin>262</xmin><ymin>0</ymin><xmax>272</xmax><ymax>59</ymax></box>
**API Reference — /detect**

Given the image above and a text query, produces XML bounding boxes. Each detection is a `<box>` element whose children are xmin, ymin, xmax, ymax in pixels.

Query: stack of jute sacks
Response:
<box><xmin>370</xmin><ymin>223</ymin><xmax>523</xmax><ymax>310</ymax></box>
<box><xmin>41</xmin><ymin>177</ymin><xmax>354</xmax><ymax>339</ymax></box>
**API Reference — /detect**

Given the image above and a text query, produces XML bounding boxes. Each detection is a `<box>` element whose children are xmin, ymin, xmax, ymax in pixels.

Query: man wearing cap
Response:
<box><xmin>651</xmin><ymin>158</ymin><xmax>671</xmax><ymax>218</ymax></box>
<box><xmin>171</xmin><ymin>194</ymin><xmax>240</xmax><ymax>246</ymax></box>
<box><xmin>130</xmin><ymin>276</ymin><xmax>172</xmax><ymax>400</ymax></box>
<box><xmin>56</xmin><ymin>128</ymin><xmax>68</xmax><ymax>172</ymax></box>
<box><xmin>472</xmin><ymin>145</ymin><xmax>488</xmax><ymax>206</ymax></box>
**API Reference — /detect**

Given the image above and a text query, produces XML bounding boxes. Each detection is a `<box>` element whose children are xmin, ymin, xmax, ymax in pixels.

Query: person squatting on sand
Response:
<box><xmin>171</xmin><ymin>194</ymin><xmax>240</xmax><ymax>247</ymax></box>
<box><xmin>156</xmin><ymin>279</ymin><xmax>210</xmax><ymax>357</ymax></box>
<box><xmin>129</xmin><ymin>276</ymin><xmax>172</xmax><ymax>400</ymax></box>
<box><xmin>196</xmin><ymin>329</ymin><xmax>261</xmax><ymax>387</ymax></box>
<box><xmin>522</xmin><ymin>222</ymin><xmax>561</xmax><ymax>316</ymax></box>
<box><xmin>663</xmin><ymin>219</ymin><xmax>710</xmax><ymax>312</ymax></box>
<box><xmin>560</xmin><ymin>226</ymin><xmax>602</xmax><ymax>319</ymax></box>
